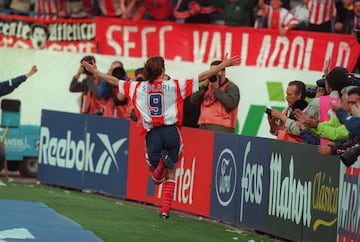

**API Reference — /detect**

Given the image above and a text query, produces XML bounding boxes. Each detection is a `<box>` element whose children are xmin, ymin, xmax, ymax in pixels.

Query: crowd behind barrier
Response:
<box><xmin>37</xmin><ymin>109</ymin><xmax>359</xmax><ymax>242</ymax></box>
<box><xmin>0</xmin><ymin>0</ymin><xmax>359</xmax><ymax>36</ymax></box>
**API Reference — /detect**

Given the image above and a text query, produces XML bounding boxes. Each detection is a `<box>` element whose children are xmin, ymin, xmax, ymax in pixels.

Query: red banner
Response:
<box><xmin>0</xmin><ymin>15</ymin><xmax>96</xmax><ymax>53</ymax></box>
<box><xmin>1</xmin><ymin>15</ymin><xmax>358</xmax><ymax>72</ymax></box>
<box><xmin>126</xmin><ymin>122</ymin><xmax>214</xmax><ymax>217</ymax></box>
<box><xmin>96</xmin><ymin>17</ymin><xmax>360</xmax><ymax>72</ymax></box>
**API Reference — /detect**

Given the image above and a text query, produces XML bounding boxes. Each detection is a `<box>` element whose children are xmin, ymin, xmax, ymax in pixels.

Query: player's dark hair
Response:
<box><xmin>144</xmin><ymin>56</ymin><xmax>164</xmax><ymax>82</ymax></box>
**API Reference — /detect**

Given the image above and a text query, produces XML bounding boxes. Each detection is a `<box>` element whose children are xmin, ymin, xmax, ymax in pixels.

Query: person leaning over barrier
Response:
<box><xmin>295</xmin><ymin>85</ymin><xmax>356</xmax><ymax>143</ymax></box>
<box><xmin>0</xmin><ymin>65</ymin><xmax>37</xmax><ymax>97</ymax></box>
<box><xmin>333</xmin><ymin>86</ymin><xmax>360</xmax><ymax>136</ymax></box>
<box><xmin>317</xmin><ymin>87</ymin><xmax>360</xmax><ymax>166</ymax></box>
<box><xmin>267</xmin><ymin>80</ymin><xmax>307</xmax><ymax>143</ymax></box>
<box><xmin>284</xmin><ymin>66</ymin><xmax>351</xmax><ymax>145</ymax></box>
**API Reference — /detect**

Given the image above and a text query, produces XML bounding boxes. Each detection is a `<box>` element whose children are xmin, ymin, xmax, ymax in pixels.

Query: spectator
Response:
<box><xmin>332</xmin><ymin>86</ymin><xmax>360</xmax><ymax>135</ymax></box>
<box><xmin>354</xmin><ymin>0</ymin><xmax>360</xmax><ymax>31</ymax></box>
<box><xmin>189</xmin><ymin>60</ymin><xmax>241</xmax><ymax>134</ymax></box>
<box><xmin>307</xmin><ymin>67</ymin><xmax>351</xmax><ymax>143</ymax></box>
<box><xmin>266</xmin><ymin>0</ymin><xmax>291</xmax><ymax>9</ymax></box>
<box><xmin>258</xmin><ymin>0</ymin><xmax>299</xmax><ymax>36</ymax></box>
<box><xmin>266</xmin><ymin>80</ymin><xmax>307</xmax><ymax>142</ymax></box>
<box><xmin>295</xmin><ymin>85</ymin><xmax>356</xmax><ymax>142</ymax></box>
<box><xmin>352</xmin><ymin>0</ymin><xmax>360</xmax><ymax>72</ymax></box>
<box><xmin>95</xmin><ymin>0</ymin><xmax>144</xmax><ymax>19</ymax></box>
<box><xmin>209</xmin><ymin>0</ymin><xmax>257</xmax><ymax>27</ymax></box>
<box><xmin>291</xmin><ymin>0</ymin><xmax>309</xmax><ymax>30</ymax></box>
<box><xmin>143</xmin><ymin>0</ymin><xmax>173</xmax><ymax>21</ymax></box>
<box><xmin>173</xmin><ymin>0</ymin><xmax>216</xmax><ymax>23</ymax></box>
<box><xmin>69</xmin><ymin>55</ymin><xmax>108</xmax><ymax>115</ymax></box>
<box><xmin>307</xmin><ymin>0</ymin><xmax>337</xmax><ymax>33</ymax></box>
<box><xmin>254</xmin><ymin>7</ymin><xmax>267</xmax><ymax>27</ymax></box>
<box><xmin>97</xmin><ymin>61</ymin><xmax>127</xmax><ymax>117</ymax></box>
<box><xmin>285</xmin><ymin>66</ymin><xmax>351</xmax><ymax>145</ymax></box>
<box><xmin>8</xmin><ymin>0</ymin><xmax>33</xmax><ymax>16</ymax></box>
<box><xmin>183</xmin><ymin>95</ymin><xmax>200</xmax><ymax>128</ymax></box>
<box><xmin>82</xmin><ymin>54</ymin><xmax>241</xmax><ymax>219</ymax></box>
<box><xmin>334</xmin><ymin>0</ymin><xmax>354</xmax><ymax>33</ymax></box>
<box><xmin>63</xmin><ymin>0</ymin><xmax>92</xmax><ymax>18</ymax></box>
<box><xmin>0</xmin><ymin>65</ymin><xmax>37</xmax><ymax>97</ymax></box>
<box><xmin>33</xmin><ymin>0</ymin><xmax>67</xmax><ymax>20</ymax></box>
<box><xmin>317</xmin><ymin>87</ymin><xmax>360</xmax><ymax>166</ymax></box>
<box><xmin>121</xmin><ymin>0</ymin><xmax>146</xmax><ymax>20</ymax></box>
<box><xmin>95</xmin><ymin>0</ymin><xmax>125</xmax><ymax>17</ymax></box>
<box><xmin>0</xmin><ymin>0</ymin><xmax>10</xmax><ymax>9</ymax></box>
<box><xmin>112</xmin><ymin>64</ymin><xmax>135</xmax><ymax>120</ymax></box>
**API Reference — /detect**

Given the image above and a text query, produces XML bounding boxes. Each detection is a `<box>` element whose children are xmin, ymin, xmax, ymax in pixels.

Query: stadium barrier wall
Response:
<box><xmin>37</xmin><ymin>110</ymin><xmax>360</xmax><ymax>242</ymax></box>
<box><xmin>37</xmin><ymin>110</ymin><xmax>129</xmax><ymax>197</ymax></box>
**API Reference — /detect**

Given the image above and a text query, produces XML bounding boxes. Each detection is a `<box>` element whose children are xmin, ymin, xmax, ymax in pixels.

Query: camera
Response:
<box><xmin>288</xmin><ymin>99</ymin><xmax>308</xmax><ymax>120</ymax></box>
<box><xmin>306</xmin><ymin>73</ymin><xmax>360</xmax><ymax>99</ymax></box>
<box><xmin>80</xmin><ymin>56</ymin><xmax>95</xmax><ymax>76</ymax></box>
<box><xmin>112</xmin><ymin>66</ymin><xmax>126</xmax><ymax>79</ymax></box>
<box><xmin>306</xmin><ymin>78</ymin><xmax>326</xmax><ymax>98</ymax></box>
<box><xmin>209</xmin><ymin>74</ymin><xmax>220</xmax><ymax>83</ymax></box>
<box><xmin>348</xmin><ymin>73</ymin><xmax>360</xmax><ymax>86</ymax></box>
<box><xmin>265</xmin><ymin>108</ymin><xmax>272</xmax><ymax>116</ymax></box>
<box><xmin>340</xmin><ymin>145</ymin><xmax>360</xmax><ymax>167</ymax></box>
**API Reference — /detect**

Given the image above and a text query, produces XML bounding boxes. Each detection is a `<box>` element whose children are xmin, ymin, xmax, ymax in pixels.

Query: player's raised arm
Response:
<box><xmin>198</xmin><ymin>54</ymin><xmax>241</xmax><ymax>82</ymax></box>
<box><xmin>26</xmin><ymin>65</ymin><xmax>38</xmax><ymax>78</ymax></box>
<box><xmin>82</xmin><ymin>61</ymin><xmax>120</xmax><ymax>86</ymax></box>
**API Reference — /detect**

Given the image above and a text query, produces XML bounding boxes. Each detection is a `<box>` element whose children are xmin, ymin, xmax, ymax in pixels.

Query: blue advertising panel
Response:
<box><xmin>210</xmin><ymin>133</ymin><xmax>269</xmax><ymax>232</ymax></box>
<box><xmin>82</xmin><ymin>115</ymin><xmax>129</xmax><ymax>197</ymax></box>
<box><xmin>37</xmin><ymin>110</ymin><xmax>130</xmax><ymax>198</ymax></box>
<box><xmin>234</xmin><ymin>135</ymin><xmax>270</xmax><ymax>232</ymax></box>
<box><xmin>210</xmin><ymin>133</ymin><xmax>240</xmax><ymax>224</ymax></box>
<box><xmin>38</xmin><ymin>110</ymin><xmax>87</xmax><ymax>189</ymax></box>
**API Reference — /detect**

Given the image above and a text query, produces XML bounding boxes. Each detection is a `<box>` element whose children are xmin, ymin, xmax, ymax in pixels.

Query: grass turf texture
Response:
<box><xmin>0</xmin><ymin>182</ymin><xmax>275</xmax><ymax>242</ymax></box>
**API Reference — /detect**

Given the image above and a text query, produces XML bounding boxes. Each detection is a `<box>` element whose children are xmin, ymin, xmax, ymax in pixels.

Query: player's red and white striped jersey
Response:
<box><xmin>308</xmin><ymin>0</ymin><xmax>336</xmax><ymax>25</ymax></box>
<box><xmin>97</xmin><ymin>0</ymin><xmax>122</xmax><ymax>16</ymax></box>
<box><xmin>34</xmin><ymin>0</ymin><xmax>63</xmax><ymax>20</ymax></box>
<box><xmin>118</xmin><ymin>78</ymin><xmax>199</xmax><ymax>131</ymax></box>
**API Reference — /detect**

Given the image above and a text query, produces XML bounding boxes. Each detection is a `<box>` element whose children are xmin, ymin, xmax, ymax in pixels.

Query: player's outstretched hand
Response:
<box><xmin>223</xmin><ymin>53</ymin><xmax>241</xmax><ymax>67</ymax></box>
<box><xmin>26</xmin><ymin>65</ymin><xmax>38</xmax><ymax>78</ymax></box>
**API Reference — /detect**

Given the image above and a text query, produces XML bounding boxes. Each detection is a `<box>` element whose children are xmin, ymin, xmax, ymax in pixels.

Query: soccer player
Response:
<box><xmin>82</xmin><ymin>54</ymin><xmax>241</xmax><ymax>219</ymax></box>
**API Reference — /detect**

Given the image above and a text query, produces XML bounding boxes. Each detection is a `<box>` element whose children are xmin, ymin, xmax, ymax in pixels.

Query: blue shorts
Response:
<box><xmin>145</xmin><ymin>125</ymin><xmax>182</xmax><ymax>168</ymax></box>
